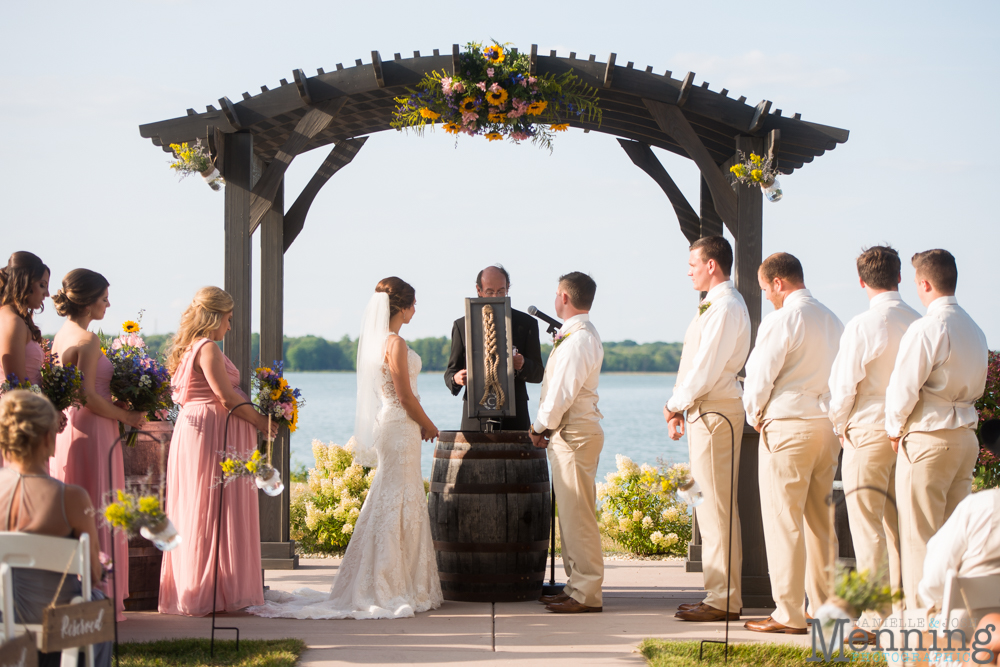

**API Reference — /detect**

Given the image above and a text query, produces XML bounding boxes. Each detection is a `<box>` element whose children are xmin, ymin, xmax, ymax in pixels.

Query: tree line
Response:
<box><xmin>138</xmin><ymin>334</ymin><xmax>683</xmax><ymax>373</ymax></box>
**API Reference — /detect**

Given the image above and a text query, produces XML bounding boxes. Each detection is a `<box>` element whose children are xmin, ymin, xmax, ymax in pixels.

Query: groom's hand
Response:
<box><xmin>530</xmin><ymin>430</ymin><xmax>549</xmax><ymax>449</ymax></box>
<box><xmin>667</xmin><ymin>416</ymin><xmax>685</xmax><ymax>441</ymax></box>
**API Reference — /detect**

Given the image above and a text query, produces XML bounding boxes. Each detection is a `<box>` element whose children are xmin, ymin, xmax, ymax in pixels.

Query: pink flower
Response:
<box><xmin>489</xmin><ymin>82</ymin><xmax>502</xmax><ymax>93</ymax></box>
<box><xmin>461</xmin><ymin>111</ymin><xmax>479</xmax><ymax>125</ymax></box>
<box><xmin>127</xmin><ymin>333</ymin><xmax>145</xmax><ymax>348</ymax></box>
<box><xmin>476</xmin><ymin>82</ymin><xmax>486</xmax><ymax>91</ymax></box>
<box><xmin>111</xmin><ymin>338</ymin><xmax>123</xmax><ymax>350</ymax></box>
<box><xmin>487</xmin><ymin>68</ymin><xmax>494</xmax><ymax>78</ymax></box>
<box><xmin>441</xmin><ymin>76</ymin><xmax>453</xmax><ymax>95</ymax></box>
<box><xmin>452</xmin><ymin>82</ymin><xmax>465</xmax><ymax>94</ymax></box>
<box><xmin>510</xmin><ymin>131</ymin><xmax>531</xmax><ymax>141</ymax></box>
<box><xmin>283</xmin><ymin>404</ymin><xmax>293</xmax><ymax>419</ymax></box>
<box><xmin>528</xmin><ymin>77</ymin><xmax>537</xmax><ymax>85</ymax></box>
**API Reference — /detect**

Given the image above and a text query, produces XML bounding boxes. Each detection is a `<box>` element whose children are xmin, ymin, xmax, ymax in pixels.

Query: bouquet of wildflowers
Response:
<box><xmin>2</xmin><ymin>342</ymin><xmax>86</xmax><ymax>412</ymax></box>
<box><xmin>168</xmin><ymin>139</ymin><xmax>223</xmax><ymax>191</ymax></box>
<box><xmin>391</xmin><ymin>40</ymin><xmax>601</xmax><ymax>152</ymax></box>
<box><xmin>100</xmin><ymin>314</ymin><xmax>174</xmax><ymax>447</ymax></box>
<box><xmin>729</xmin><ymin>150</ymin><xmax>783</xmax><ymax>202</ymax></box>
<box><xmin>252</xmin><ymin>361</ymin><xmax>303</xmax><ymax>433</ymax></box>
<box><xmin>1</xmin><ymin>373</ymin><xmax>42</xmax><ymax>396</ymax></box>
<box><xmin>102</xmin><ymin>487</ymin><xmax>180</xmax><ymax>550</ymax></box>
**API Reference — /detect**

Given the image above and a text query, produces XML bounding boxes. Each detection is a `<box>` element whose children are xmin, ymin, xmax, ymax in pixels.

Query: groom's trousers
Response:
<box><xmin>688</xmin><ymin>399</ymin><xmax>744</xmax><ymax>612</ymax></box>
<box><xmin>548</xmin><ymin>421</ymin><xmax>605</xmax><ymax>608</ymax></box>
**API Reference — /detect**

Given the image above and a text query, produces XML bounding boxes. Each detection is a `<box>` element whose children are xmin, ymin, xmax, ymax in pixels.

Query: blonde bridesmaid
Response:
<box><xmin>51</xmin><ymin>269</ymin><xmax>145</xmax><ymax>621</ymax></box>
<box><xmin>158</xmin><ymin>287</ymin><xmax>276</xmax><ymax>616</ymax></box>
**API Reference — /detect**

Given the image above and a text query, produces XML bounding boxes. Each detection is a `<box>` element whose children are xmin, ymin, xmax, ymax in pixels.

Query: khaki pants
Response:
<box><xmin>758</xmin><ymin>417</ymin><xmax>840</xmax><ymax>629</ymax></box>
<box><xmin>896</xmin><ymin>427</ymin><xmax>978</xmax><ymax>609</ymax></box>
<box><xmin>548</xmin><ymin>422</ymin><xmax>605</xmax><ymax>607</ymax></box>
<box><xmin>688</xmin><ymin>399</ymin><xmax>744</xmax><ymax>611</ymax></box>
<box><xmin>843</xmin><ymin>424</ymin><xmax>902</xmax><ymax>628</ymax></box>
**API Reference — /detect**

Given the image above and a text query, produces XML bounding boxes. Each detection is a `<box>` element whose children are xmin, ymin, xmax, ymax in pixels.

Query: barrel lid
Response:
<box><xmin>438</xmin><ymin>430</ymin><xmax>532</xmax><ymax>445</ymax></box>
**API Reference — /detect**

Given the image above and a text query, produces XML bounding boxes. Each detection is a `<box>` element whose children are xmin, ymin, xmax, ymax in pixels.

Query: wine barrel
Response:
<box><xmin>428</xmin><ymin>431</ymin><xmax>550</xmax><ymax>603</ymax></box>
<box><xmin>121</xmin><ymin>421</ymin><xmax>172</xmax><ymax>611</ymax></box>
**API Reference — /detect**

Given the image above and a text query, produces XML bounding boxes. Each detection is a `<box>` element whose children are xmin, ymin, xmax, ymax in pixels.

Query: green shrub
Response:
<box><xmin>290</xmin><ymin>439</ymin><xmax>374</xmax><ymax>554</ymax></box>
<box><xmin>974</xmin><ymin>350</ymin><xmax>1000</xmax><ymax>491</ymax></box>
<box><xmin>597</xmin><ymin>455</ymin><xmax>692</xmax><ymax>555</ymax></box>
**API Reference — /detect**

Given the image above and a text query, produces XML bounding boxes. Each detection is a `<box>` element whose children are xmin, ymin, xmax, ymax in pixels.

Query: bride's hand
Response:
<box><xmin>421</xmin><ymin>422</ymin><xmax>439</xmax><ymax>442</ymax></box>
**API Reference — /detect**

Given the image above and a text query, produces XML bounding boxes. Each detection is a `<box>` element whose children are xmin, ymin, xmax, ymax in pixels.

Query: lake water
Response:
<box><xmin>286</xmin><ymin>372</ymin><xmax>688</xmax><ymax>483</ymax></box>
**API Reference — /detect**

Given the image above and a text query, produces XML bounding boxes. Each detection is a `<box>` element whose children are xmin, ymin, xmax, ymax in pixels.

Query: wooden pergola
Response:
<box><xmin>140</xmin><ymin>45</ymin><xmax>848</xmax><ymax>601</ymax></box>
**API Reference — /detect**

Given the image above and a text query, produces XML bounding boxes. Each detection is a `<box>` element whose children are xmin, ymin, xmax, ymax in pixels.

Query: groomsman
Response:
<box><xmin>530</xmin><ymin>272</ymin><xmax>605</xmax><ymax>614</ymax></box>
<box><xmin>664</xmin><ymin>236</ymin><xmax>750</xmax><ymax>622</ymax></box>
<box><xmin>885</xmin><ymin>249</ymin><xmax>987</xmax><ymax>610</ymax></box>
<box><xmin>827</xmin><ymin>245</ymin><xmax>919</xmax><ymax>636</ymax></box>
<box><xmin>742</xmin><ymin>253</ymin><xmax>844</xmax><ymax>635</ymax></box>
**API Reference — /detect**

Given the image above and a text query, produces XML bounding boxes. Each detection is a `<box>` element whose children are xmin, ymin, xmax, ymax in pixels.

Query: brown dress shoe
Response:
<box><xmin>744</xmin><ymin>616</ymin><xmax>807</xmax><ymax>634</ymax></box>
<box><xmin>545</xmin><ymin>598</ymin><xmax>602</xmax><ymax>613</ymax></box>
<box><xmin>677</xmin><ymin>602</ymin><xmax>702</xmax><ymax>611</ymax></box>
<box><xmin>844</xmin><ymin>627</ymin><xmax>877</xmax><ymax>645</ymax></box>
<box><xmin>539</xmin><ymin>592</ymin><xmax>570</xmax><ymax>605</ymax></box>
<box><xmin>675</xmin><ymin>604</ymin><xmax>740</xmax><ymax>622</ymax></box>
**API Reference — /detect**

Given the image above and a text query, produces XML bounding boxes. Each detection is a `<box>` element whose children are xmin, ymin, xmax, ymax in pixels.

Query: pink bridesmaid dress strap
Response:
<box><xmin>170</xmin><ymin>338</ymin><xmax>215</xmax><ymax>406</ymax></box>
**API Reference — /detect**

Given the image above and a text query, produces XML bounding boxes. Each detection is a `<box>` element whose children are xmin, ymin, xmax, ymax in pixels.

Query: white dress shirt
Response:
<box><xmin>827</xmin><ymin>291</ymin><xmax>920</xmax><ymax>435</ymax></box>
<box><xmin>884</xmin><ymin>296</ymin><xmax>987</xmax><ymax>438</ymax></box>
<box><xmin>667</xmin><ymin>280</ymin><xmax>751</xmax><ymax>413</ymax></box>
<box><xmin>743</xmin><ymin>289</ymin><xmax>845</xmax><ymax>428</ymax></box>
<box><xmin>918</xmin><ymin>489</ymin><xmax>1000</xmax><ymax>608</ymax></box>
<box><xmin>533</xmin><ymin>314</ymin><xmax>604</xmax><ymax>432</ymax></box>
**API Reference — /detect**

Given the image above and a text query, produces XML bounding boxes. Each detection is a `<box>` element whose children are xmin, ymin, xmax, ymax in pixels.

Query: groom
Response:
<box><xmin>529</xmin><ymin>272</ymin><xmax>605</xmax><ymax>614</ymax></box>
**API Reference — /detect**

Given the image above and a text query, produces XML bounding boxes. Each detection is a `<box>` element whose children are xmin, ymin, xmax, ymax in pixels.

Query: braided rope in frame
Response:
<box><xmin>479</xmin><ymin>305</ymin><xmax>506</xmax><ymax>409</ymax></box>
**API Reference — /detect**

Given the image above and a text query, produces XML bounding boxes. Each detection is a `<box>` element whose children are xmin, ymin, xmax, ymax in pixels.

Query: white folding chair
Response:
<box><xmin>939</xmin><ymin>569</ymin><xmax>1000</xmax><ymax>646</ymax></box>
<box><xmin>0</xmin><ymin>531</ymin><xmax>96</xmax><ymax>667</ymax></box>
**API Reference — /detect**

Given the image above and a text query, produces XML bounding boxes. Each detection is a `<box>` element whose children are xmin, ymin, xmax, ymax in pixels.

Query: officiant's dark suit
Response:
<box><xmin>444</xmin><ymin>308</ymin><xmax>544</xmax><ymax>430</ymax></box>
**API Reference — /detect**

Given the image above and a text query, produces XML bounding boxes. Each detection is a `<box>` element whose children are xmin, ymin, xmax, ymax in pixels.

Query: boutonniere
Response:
<box><xmin>553</xmin><ymin>331</ymin><xmax>573</xmax><ymax>349</ymax></box>
<box><xmin>699</xmin><ymin>301</ymin><xmax>712</xmax><ymax>316</ymax></box>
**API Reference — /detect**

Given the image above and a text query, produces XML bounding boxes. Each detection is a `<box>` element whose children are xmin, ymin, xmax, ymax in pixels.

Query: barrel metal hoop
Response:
<box><xmin>437</xmin><ymin>571</ymin><xmax>546</xmax><ymax>584</ymax></box>
<box><xmin>433</xmin><ymin>540</ymin><xmax>550</xmax><ymax>553</ymax></box>
<box><xmin>430</xmin><ymin>482</ymin><xmax>549</xmax><ymax>495</ymax></box>
<box><xmin>433</xmin><ymin>449</ymin><xmax>547</xmax><ymax>460</ymax></box>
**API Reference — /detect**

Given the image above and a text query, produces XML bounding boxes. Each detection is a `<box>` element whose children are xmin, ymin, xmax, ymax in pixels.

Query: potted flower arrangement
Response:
<box><xmin>392</xmin><ymin>40</ymin><xmax>601</xmax><ymax>152</ymax></box>
<box><xmin>103</xmin><ymin>488</ymin><xmax>180</xmax><ymax>551</ymax></box>
<box><xmin>100</xmin><ymin>313</ymin><xmax>174</xmax><ymax>447</ymax></box>
<box><xmin>219</xmin><ymin>448</ymin><xmax>284</xmax><ymax>497</ymax></box>
<box><xmin>168</xmin><ymin>139</ymin><xmax>223</xmax><ymax>190</ymax></box>
<box><xmin>729</xmin><ymin>151</ymin><xmax>783</xmax><ymax>202</ymax></box>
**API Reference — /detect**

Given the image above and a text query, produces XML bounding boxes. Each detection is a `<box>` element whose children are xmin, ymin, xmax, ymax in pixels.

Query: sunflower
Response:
<box><xmin>122</xmin><ymin>320</ymin><xmax>140</xmax><ymax>334</ymax></box>
<box><xmin>487</xmin><ymin>111</ymin><xmax>506</xmax><ymax>123</ymax></box>
<box><xmin>484</xmin><ymin>88</ymin><xmax>508</xmax><ymax>107</ymax></box>
<box><xmin>526</xmin><ymin>100</ymin><xmax>548</xmax><ymax>116</ymax></box>
<box><xmin>443</xmin><ymin>122</ymin><xmax>462</xmax><ymax>134</ymax></box>
<box><xmin>459</xmin><ymin>96</ymin><xmax>478</xmax><ymax>113</ymax></box>
<box><xmin>483</xmin><ymin>45</ymin><xmax>505</xmax><ymax>64</ymax></box>
<box><xmin>485</xmin><ymin>132</ymin><xmax>504</xmax><ymax>142</ymax></box>
<box><xmin>551</xmin><ymin>123</ymin><xmax>570</xmax><ymax>132</ymax></box>
<box><xmin>418</xmin><ymin>107</ymin><xmax>441</xmax><ymax>121</ymax></box>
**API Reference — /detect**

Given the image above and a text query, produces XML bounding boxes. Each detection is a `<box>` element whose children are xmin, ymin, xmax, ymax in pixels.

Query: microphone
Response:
<box><xmin>528</xmin><ymin>306</ymin><xmax>562</xmax><ymax>335</ymax></box>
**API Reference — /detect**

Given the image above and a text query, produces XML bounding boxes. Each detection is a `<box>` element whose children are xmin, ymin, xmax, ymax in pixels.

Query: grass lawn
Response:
<box><xmin>118</xmin><ymin>638</ymin><xmax>305</xmax><ymax>666</ymax></box>
<box><xmin>639</xmin><ymin>639</ymin><xmax>887</xmax><ymax>666</ymax></box>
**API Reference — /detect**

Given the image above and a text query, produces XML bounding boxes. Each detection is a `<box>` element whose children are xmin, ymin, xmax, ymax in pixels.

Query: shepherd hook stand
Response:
<box><xmin>541</xmin><ymin>478</ymin><xmax>564</xmax><ymax>596</ymax></box>
<box><xmin>107</xmin><ymin>432</ymin><xmax>127</xmax><ymax>667</ymax></box>
<box><xmin>210</xmin><ymin>400</ymin><xmax>264</xmax><ymax>657</ymax></box>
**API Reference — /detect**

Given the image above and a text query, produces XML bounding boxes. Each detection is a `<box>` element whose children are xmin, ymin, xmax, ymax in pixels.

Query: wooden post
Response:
<box><xmin>223</xmin><ymin>133</ymin><xmax>254</xmax><ymax>396</ymax></box>
<box><xmin>259</xmin><ymin>179</ymin><xmax>298</xmax><ymax>570</ymax></box>
<box><xmin>699</xmin><ymin>176</ymin><xmax>724</xmax><ymax>239</ymax></box>
<box><xmin>729</xmin><ymin>134</ymin><xmax>772</xmax><ymax>609</ymax></box>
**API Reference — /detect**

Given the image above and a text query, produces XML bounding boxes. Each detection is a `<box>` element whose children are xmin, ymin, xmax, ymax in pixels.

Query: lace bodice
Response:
<box><xmin>378</xmin><ymin>335</ymin><xmax>422</xmax><ymax>414</ymax></box>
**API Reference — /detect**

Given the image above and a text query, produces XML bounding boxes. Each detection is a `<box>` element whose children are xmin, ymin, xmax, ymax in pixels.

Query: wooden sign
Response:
<box><xmin>464</xmin><ymin>297</ymin><xmax>516</xmax><ymax>424</ymax></box>
<box><xmin>0</xmin><ymin>633</ymin><xmax>37</xmax><ymax>667</ymax></box>
<box><xmin>40</xmin><ymin>598</ymin><xmax>114</xmax><ymax>653</ymax></box>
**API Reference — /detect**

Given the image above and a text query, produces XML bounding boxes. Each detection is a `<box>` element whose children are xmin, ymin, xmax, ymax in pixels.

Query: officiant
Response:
<box><xmin>444</xmin><ymin>265</ymin><xmax>544</xmax><ymax>430</ymax></box>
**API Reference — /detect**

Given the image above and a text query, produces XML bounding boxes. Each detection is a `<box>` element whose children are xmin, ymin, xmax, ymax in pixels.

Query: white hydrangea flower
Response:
<box><xmin>650</xmin><ymin>531</ymin><xmax>664</xmax><ymax>545</ymax></box>
<box><xmin>342</xmin><ymin>523</ymin><xmax>354</xmax><ymax>535</ymax></box>
<box><xmin>616</xmin><ymin>454</ymin><xmax>640</xmax><ymax>475</ymax></box>
<box><xmin>618</xmin><ymin>518</ymin><xmax>631</xmax><ymax>531</ymax></box>
<box><xmin>665</xmin><ymin>533</ymin><xmax>679</xmax><ymax>547</ymax></box>
<box><xmin>632</xmin><ymin>510</ymin><xmax>643</xmax><ymax>522</ymax></box>
<box><xmin>640</xmin><ymin>463</ymin><xmax>655</xmax><ymax>474</ymax></box>
<box><xmin>642</xmin><ymin>516</ymin><xmax>654</xmax><ymax>528</ymax></box>
<box><xmin>662</xmin><ymin>507</ymin><xmax>681</xmax><ymax>522</ymax></box>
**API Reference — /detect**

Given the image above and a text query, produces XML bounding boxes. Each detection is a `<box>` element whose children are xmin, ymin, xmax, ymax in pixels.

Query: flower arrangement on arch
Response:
<box><xmin>597</xmin><ymin>455</ymin><xmax>693</xmax><ymax>556</ymax></box>
<box><xmin>168</xmin><ymin>139</ymin><xmax>223</xmax><ymax>191</ymax></box>
<box><xmin>729</xmin><ymin>151</ymin><xmax>783</xmax><ymax>202</ymax></box>
<box><xmin>391</xmin><ymin>41</ymin><xmax>602</xmax><ymax>152</ymax></box>
<box><xmin>99</xmin><ymin>312</ymin><xmax>175</xmax><ymax>447</ymax></box>
<box><xmin>252</xmin><ymin>361</ymin><xmax>304</xmax><ymax>433</ymax></box>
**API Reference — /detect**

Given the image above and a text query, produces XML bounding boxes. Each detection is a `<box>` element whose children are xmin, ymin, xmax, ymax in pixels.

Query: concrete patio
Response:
<box><xmin>118</xmin><ymin>557</ymin><xmax>809</xmax><ymax>665</ymax></box>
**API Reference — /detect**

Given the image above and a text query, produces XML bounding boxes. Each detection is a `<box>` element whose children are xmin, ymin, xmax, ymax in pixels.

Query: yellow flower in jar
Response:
<box><xmin>750</xmin><ymin>168</ymin><xmax>764</xmax><ymax>182</ymax></box>
<box><xmin>138</xmin><ymin>496</ymin><xmax>160</xmax><ymax>514</ymax></box>
<box><xmin>730</xmin><ymin>164</ymin><xmax>747</xmax><ymax>178</ymax></box>
<box><xmin>750</xmin><ymin>153</ymin><xmax>763</xmax><ymax>166</ymax></box>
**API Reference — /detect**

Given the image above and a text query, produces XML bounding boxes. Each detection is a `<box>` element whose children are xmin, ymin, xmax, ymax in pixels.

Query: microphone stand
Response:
<box><xmin>210</xmin><ymin>401</ymin><xmax>262</xmax><ymax>658</ymax></box>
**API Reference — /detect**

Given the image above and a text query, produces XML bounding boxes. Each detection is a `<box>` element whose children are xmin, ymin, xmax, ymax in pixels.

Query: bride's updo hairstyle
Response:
<box><xmin>375</xmin><ymin>277</ymin><xmax>415</xmax><ymax>317</ymax></box>
<box><xmin>0</xmin><ymin>251</ymin><xmax>50</xmax><ymax>343</ymax></box>
<box><xmin>165</xmin><ymin>286</ymin><xmax>235</xmax><ymax>373</ymax></box>
<box><xmin>52</xmin><ymin>269</ymin><xmax>110</xmax><ymax>318</ymax></box>
<box><xmin>0</xmin><ymin>390</ymin><xmax>59</xmax><ymax>463</ymax></box>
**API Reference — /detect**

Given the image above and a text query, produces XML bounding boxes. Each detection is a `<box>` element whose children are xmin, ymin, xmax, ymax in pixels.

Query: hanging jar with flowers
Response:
<box><xmin>729</xmin><ymin>151</ymin><xmax>783</xmax><ymax>202</ymax></box>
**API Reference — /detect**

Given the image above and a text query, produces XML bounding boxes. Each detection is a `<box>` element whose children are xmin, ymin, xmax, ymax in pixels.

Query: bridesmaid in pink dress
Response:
<box><xmin>0</xmin><ymin>252</ymin><xmax>52</xmax><ymax>467</ymax></box>
<box><xmin>159</xmin><ymin>287</ymin><xmax>277</xmax><ymax>616</ymax></box>
<box><xmin>50</xmin><ymin>269</ymin><xmax>146</xmax><ymax>622</ymax></box>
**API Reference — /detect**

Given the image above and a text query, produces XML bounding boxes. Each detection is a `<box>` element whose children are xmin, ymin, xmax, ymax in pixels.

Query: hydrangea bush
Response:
<box><xmin>597</xmin><ymin>454</ymin><xmax>692</xmax><ymax>556</ymax></box>
<box><xmin>290</xmin><ymin>439</ymin><xmax>375</xmax><ymax>554</ymax></box>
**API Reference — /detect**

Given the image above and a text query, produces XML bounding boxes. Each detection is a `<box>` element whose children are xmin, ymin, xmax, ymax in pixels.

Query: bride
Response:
<box><xmin>249</xmin><ymin>277</ymin><xmax>443</xmax><ymax>619</ymax></box>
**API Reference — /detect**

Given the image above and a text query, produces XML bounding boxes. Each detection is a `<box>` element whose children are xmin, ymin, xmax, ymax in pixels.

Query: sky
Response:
<box><xmin>4</xmin><ymin>1</ymin><xmax>999</xmax><ymax>345</ymax></box>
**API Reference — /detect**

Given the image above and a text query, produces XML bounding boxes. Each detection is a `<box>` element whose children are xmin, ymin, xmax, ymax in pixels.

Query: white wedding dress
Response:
<box><xmin>248</xmin><ymin>334</ymin><xmax>443</xmax><ymax>619</ymax></box>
